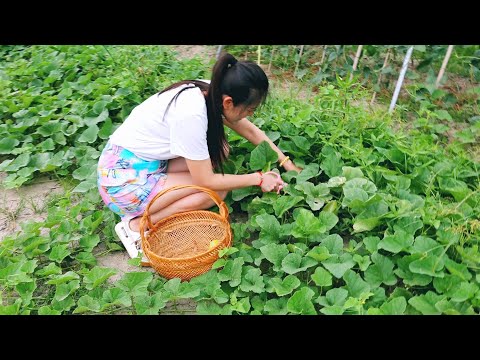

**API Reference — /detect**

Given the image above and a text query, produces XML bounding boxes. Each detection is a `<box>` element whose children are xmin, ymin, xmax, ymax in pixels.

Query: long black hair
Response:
<box><xmin>159</xmin><ymin>52</ymin><xmax>269</xmax><ymax>173</ymax></box>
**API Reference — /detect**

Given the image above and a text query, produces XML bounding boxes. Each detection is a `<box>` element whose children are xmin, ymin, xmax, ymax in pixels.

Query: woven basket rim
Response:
<box><xmin>142</xmin><ymin>209</ymin><xmax>231</xmax><ymax>262</ymax></box>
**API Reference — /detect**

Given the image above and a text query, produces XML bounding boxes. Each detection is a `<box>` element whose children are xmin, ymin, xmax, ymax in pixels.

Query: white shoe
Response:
<box><xmin>114</xmin><ymin>221</ymin><xmax>150</xmax><ymax>265</ymax></box>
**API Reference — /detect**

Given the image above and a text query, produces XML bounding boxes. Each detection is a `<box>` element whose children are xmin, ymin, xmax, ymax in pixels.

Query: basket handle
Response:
<box><xmin>140</xmin><ymin>184</ymin><xmax>229</xmax><ymax>231</ymax></box>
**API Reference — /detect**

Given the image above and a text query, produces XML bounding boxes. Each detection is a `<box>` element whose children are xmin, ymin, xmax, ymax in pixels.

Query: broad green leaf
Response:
<box><xmin>0</xmin><ymin>138</ymin><xmax>19</xmax><ymax>154</ymax></box>
<box><xmin>231</xmin><ymin>297</ymin><xmax>251</xmax><ymax>314</ymax></box>
<box><xmin>408</xmin><ymin>291</ymin><xmax>444</xmax><ymax>315</ymax></box>
<box><xmin>343</xmin><ymin>269</ymin><xmax>370</xmax><ymax>298</ymax></box>
<box><xmin>393</xmin><ymin>216</ymin><xmax>423</xmax><ymax>236</ymax></box>
<box><xmin>320</xmin><ymin>305</ymin><xmax>345</xmax><ymax>315</ymax></box>
<box><xmin>197</xmin><ymin>301</ymin><xmax>230</xmax><ymax>315</ymax></box>
<box><xmin>79</xmin><ymin>234</ymin><xmax>100</xmax><ymax>251</ymax></box>
<box><xmin>116</xmin><ymin>272</ymin><xmax>153</xmax><ymax>297</ymax></box>
<box><xmin>395</xmin><ymin>255</ymin><xmax>432</xmax><ymax>287</ymax></box>
<box><xmin>46</xmin><ymin>271</ymin><xmax>80</xmax><ymax>285</ymax></box>
<box><xmin>435</xmin><ymin>299</ymin><xmax>476</xmax><ymax>315</ymax></box>
<box><xmin>364</xmin><ymin>253</ymin><xmax>397</xmax><ymax>287</ymax></box>
<box><xmin>318</xmin><ymin>211</ymin><xmax>338</xmax><ymax>232</ymax></box>
<box><xmin>409</xmin><ymin>255</ymin><xmax>445</xmax><ymax>277</ymax></box>
<box><xmin>434</xmin><ymin>109</ymin><xmax>452</xmax><ymax>121</ymax></box>
<box><xmin>72</xmin><ymin>179</ymin><xmax>97</xmax><ymax>193</ymax></box>
<box><xmin>84</xmin><ymin>109</ymin><xmax>109</xmax><ymax>126</ymax></box>
<box><xmin>291</xmin><ymin>208</ymin><xmax>326</xmax><ymax>239</ymax></box>
<box><xmin>98</xmin><ymin>118</ymin><xmax>114</xmax><ymax>139</ymax></box>
<box><xmin>378</xmin><ymin>230</ymin><xmax>414</xmax><ymax>254</ymax></box>
<box><xmin>36</xmin><ymin>122</ymin><xmax>62</xmax><ymax>136</ymax></box>
<box><xmin>448</xmin><ymin>282</ymin><xmax>478</xmax><ymax>303</ymax></box>
<box><xmin>342</xmin><ymin>166</ymin><xmax>364</xmax><ymax>180</ymax></box>
<box><xmin>134</xmin><ymin>293</ymin><xmax>167</xmax><ymax>315</ymax></box>
<box><xmin>438</xmin><ymin>177</ymin><xmax>470</xmax><ymax>202</ymax></box>
<box><xmin>321</xmin><ymin>152</ymin><xmax>344</xmax><ymax>177</ymax></box>
<box><xmin>0</xmin><ymin>299</ymin><xmax>21</xmax><ymax>315</ymax></box>
<box><xmin>411</xmin><ymin>236</ymin><xmax>442</xmax><ymax>256</ymax></box>
<box><xmin>50</xmin><ymin>296</ymin><xmax>75</xmax><ymax>312</ymax></box>
<box><xmin>212</xmin><ymin>288</ymin><xmax>229</xmax><ymax>304</ymax></box>
<box><xmin>72</xmin><ymin>164</ymin><xmax>96</xmax><ymax>181</ymax></box>
<box><xmin>321</xmin><ymin>234</ymin><xmax>344</xmax><ymax>255</ymax></box>
<box><xmin>48</xmin><ymin>244</ymin><xmax>71</xmax><ymax>263</ymax></box>
<box><xmin>16</xmin><ymin>280</ymin><xmax>36</xmax><ymax>306</ymax></box>
<box><xmin>29</xmin><ymin>152</ymin><xmax>54</xmax><ymax>172</ymax></box>
<box><xmin>443</xmin><ymin>258</ymin><xmax>472</xmax><ymax>281</ymax></box>
<box><xmin>73</xmin><ymin>295</ymin><xmax>102</xmax><ymax>314</ymax></box>
<box><xmin>287</xmin><ymin>287</ymin><xmax>316</xmax><ymax>315</ymax></box>
<box><xmin>78</xmin><ymin>124</ymin><xmax>99</xmax><ymax>143</ymax></box>
<box><xmin>102</xmin><ymin>288</ymin><xmax>132</xmax><ymax>308</ymax></box>
<box><xmin>163</xmin><ymin>277</ymin><xmax>201</xmax><ymax>299</ymax></box>
<box><xmin>83</xmin><ymin>267</ymin><xmax>117</xmax><ymax>290</ymax></box>
<box><xmin>269</xmin><ymin>275</ymin><xmax>301</xmax><ymax>296</ymax></box>
<box><xmin>353</xmin><ymin>254</ymin><xmax>371</xmax><ymax>272</ymax></box>
<box><xmin>281</xmin><ymin>253</ymin><xmax>317</xmax><ymax>274</ymax></box>
<box><xmin>342</xmin><ymin>178</ymin><xmax>377</xmax><ymax>208</ymax></box>
<box><xmin>260</xmin><ymin>243</ymin><xmax>289</xmax><ymax>270</ymax></box>
<box><xmin>232</xmin><ymin>187</ymin><xmax>258</xmax><ymax>201</ymax></box>
<box><xmin>4</xmin><ymin>153</ymin><xmax>30</xmax><ymax>171</ymax></box>
<box><xmin>273</xmin><ymin>195</ymin><xmax>303</xmax><ymax>217</ymax></box>
<box><xmin>296</xmin><ymin>163</ymin><xmax>321</xmax><ymax>183</ymax></box>
<box><xmin>249</xmin><ymin>141</ymin><xmax>278</xmax><ymax>170</ymax></box>
<box><xmin>39</xmin><ymin>138</ymin><xmax>55</xmax><ymax>151</ymax></box>
<box><xmin>54</xmin><ymin>280</ymin><xmax>80</xmax><ymax>302</ymax></box>
<box><xmin>318</xmin><ymin>288</ymin><xmax>348</xmax><ymax>307</ymax></box>
<box><xmin>38</xmin><ymin>306</ymin><xmax>61</xmax><ymax>315</ymax></box>
<box><xmin>322</xmin><ymin>254</ymin><xmax>355</xmax><ymax>278</ymax></box>
<box><xmin>380</xmin><ymin>297</ymin><xmax>407</xmax><ymax>315</ymax></box>
<box><xmin>306</xmin><ymin>246</ymin><xmax>331</xmax><ymax>262</ymax></box>
<box><xmin>433</xmin><ymin>274</ymin><xmax>461</xmax><ymax>294</ymax></box>
<box><xmin>264</xmin><ymin>298</ymin><xmax>288</xmax><ymax>315</ymax></box>
<box><xmin>218</xmin><ymin>258</ymin><xmax>244</xmax><ymax>287</ymax></box>
<box><xmin>256</xmin><ymin>213</ymin><xmax>282</xmax><ymax>242</ymax></box>
<box><xmin>239</xmin><ymin>268</ymin><xmax>265</xmax><ymax>294</ymax></box>
<box><xmin>75</xmin><ymin>252</ymin><xmax>97</xmax><ymax>266</ymax></box>
<box><xmin>311</xmin><ymin>267</ymin><xmax>332</xmax><ymax>287</ymax></box>
<box><xmin>35</xmin><ymin>263</ymin><xmax>62</xmax><ymax>277</ymax></box>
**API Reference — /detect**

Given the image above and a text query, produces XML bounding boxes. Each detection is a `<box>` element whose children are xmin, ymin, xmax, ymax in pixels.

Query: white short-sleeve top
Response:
<box><xmin>109</xmin><ymin>82</ymin><xmax>210</xmax><ymax>161</ymax></box>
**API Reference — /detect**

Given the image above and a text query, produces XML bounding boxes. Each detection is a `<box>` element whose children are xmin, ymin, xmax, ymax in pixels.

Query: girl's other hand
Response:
<box><xmin>260</xmin><ymin>171</ymin><xmax>285</xmax><ymax>193</ymax></box>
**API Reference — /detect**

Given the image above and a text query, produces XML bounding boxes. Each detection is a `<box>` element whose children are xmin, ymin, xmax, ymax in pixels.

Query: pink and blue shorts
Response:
<box><xmin>97</xmin><ymin>141</ymin><xmax>168</xmax><ymax>220</ymax></box>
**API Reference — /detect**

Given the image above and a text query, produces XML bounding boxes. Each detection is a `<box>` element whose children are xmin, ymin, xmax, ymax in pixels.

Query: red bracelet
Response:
<box><xmin>257</xmin><ymin>171</ymin><xmax>263</xmax><ymax>186</ymax></box>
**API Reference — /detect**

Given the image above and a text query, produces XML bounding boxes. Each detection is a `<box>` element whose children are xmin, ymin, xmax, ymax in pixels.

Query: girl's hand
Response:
<box><xmin>260</xmin><ymin>171</ymin><xmax>286</xmax><ymax>193</ymax></box>
<box><xmin>283</xmin><ymin>160</ymin><xmax>302</xmax><ymax>173</ymax></box>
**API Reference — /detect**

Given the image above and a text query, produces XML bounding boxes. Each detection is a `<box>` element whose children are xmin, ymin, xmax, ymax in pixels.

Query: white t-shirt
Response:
<box><xmin>109</xmin><ymin>83</ymin><xmax>210</xmax><ymax>161</ymax></box>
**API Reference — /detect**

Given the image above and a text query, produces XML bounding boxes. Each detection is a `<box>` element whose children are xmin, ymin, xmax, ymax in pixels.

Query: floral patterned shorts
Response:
<box><xmin>97</xmin><ymin>141</ymin><xmax>168</xmax><ymax>220</ymax></box>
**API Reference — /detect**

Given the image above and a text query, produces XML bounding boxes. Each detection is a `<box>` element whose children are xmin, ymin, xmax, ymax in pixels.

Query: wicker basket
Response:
<box><xmin>139</xmin><ymin>185</ymin><xmax>232</xmax><ymax>281</ymax></box>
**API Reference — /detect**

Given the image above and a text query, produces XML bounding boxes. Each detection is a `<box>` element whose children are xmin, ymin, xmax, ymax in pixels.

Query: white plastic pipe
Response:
<box><xmin>436</xmin><ymin>45</ymin><xmax>454</xmax><ymax>87</ymax></box>
<box><xmin>389</xmin><ymin>46</ymin><xmax>414</xmax><ymax>113</ymax></box>
<box><xmin>350</xmin><ymin>45</ymin><xmax>363</xmax><ymax>80</ymax></box>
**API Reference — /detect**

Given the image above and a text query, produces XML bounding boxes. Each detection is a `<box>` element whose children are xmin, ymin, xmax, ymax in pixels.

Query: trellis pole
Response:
<box><xmin>268</xmin><ymin>46</ymin><xmax>276</xmax><ymax>72</ymax></box>
<box><xmin>257</xmin><ymin>45</ymin><xmax>262</xmax><ymax>65</ymax></box>
<box><xmin>320</xmin><ymin>45</ymin><xmax>327</xmax><ymax>65</ymax></box>
<box><xmin>436</xmin><ymin>45</ymin><xmax>454</xmax><ymax>88</ymax></box>
<box><xmin>350</xmin><ymin>45</ymin><xmax>363</xmax><ymax>80</ymax></box>
<box><xmin>371</xmin><ymin>48</ymin><xmax>391</xmax><ymax>104</ymax></box>
<box><xmin>216</xmin><ymin>45</ymin><xmax>224</xmax><ymax>59</ymax></box>
<box><xmin>294</xmin><ymin>45</ymin><xmax>305</xmax><ymax>75</ymax></box>
<box><xmin>389</xmin><ymin>46</ymin><xmax>414</xmax><ymax>113</ymax></box>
